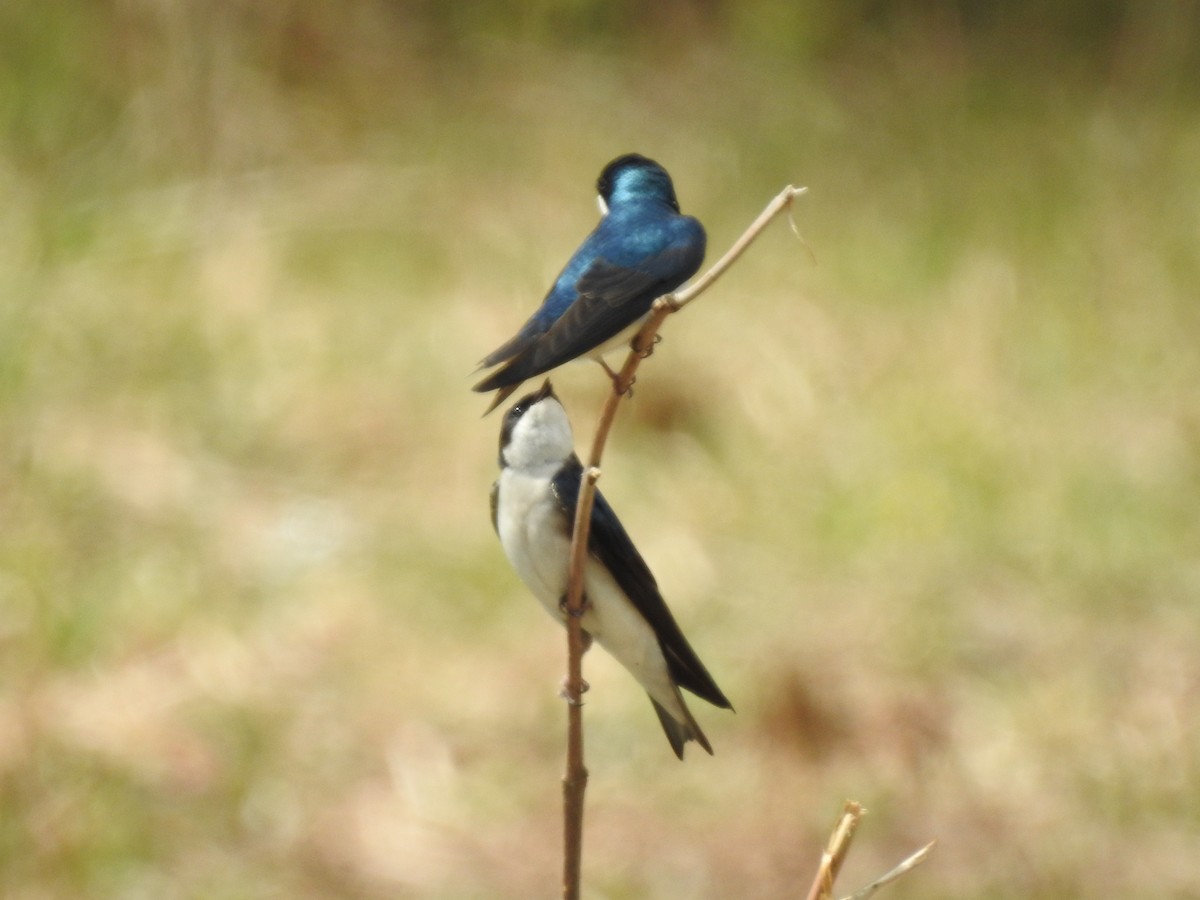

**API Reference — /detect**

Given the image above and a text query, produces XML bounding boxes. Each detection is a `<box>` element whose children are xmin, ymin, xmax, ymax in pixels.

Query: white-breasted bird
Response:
<box><xmin>490</xmin><ymin>380</ymin><xmax>731</xmax><ymax>758</ymax></box>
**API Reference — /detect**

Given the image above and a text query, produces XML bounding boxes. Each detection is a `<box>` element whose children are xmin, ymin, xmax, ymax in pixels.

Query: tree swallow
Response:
<box><xmin>490</xmin><ymin>381</ymin><xmax>731</xmax><ymax>758</ymax></box>
<box><xmin>474</xmin><ymin>154</ymin><xmax>706</xmax><ymax>413</ymax></box>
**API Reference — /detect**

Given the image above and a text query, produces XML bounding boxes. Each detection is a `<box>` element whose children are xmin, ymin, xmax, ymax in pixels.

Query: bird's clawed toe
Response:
<box><xmin>636</xmin><ymin>333</ymin><xmax>663</xmax><ymax>359</ymax></box>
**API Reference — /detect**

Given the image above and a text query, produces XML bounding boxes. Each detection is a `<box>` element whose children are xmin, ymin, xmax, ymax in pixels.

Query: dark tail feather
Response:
<box><xmin>649</xmin><ymin>695</ymin><xmax>713</xmax><ymax>760</ymax></box>
<box><xmin>478</xmin><ymin>382</ymin><xmax>522</xmax><ymax>416</ymax></box>
<box><xmin>473</xmin><ymin>358</ymin><xmax>519</xmax><ymax>394</ymax></box>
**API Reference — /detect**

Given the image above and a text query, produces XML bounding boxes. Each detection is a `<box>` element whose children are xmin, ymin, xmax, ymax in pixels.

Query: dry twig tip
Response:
<box><xmin>840</xmin><ymin>840</ymin><xmax>937</xmax><ymax>900</ymax></box>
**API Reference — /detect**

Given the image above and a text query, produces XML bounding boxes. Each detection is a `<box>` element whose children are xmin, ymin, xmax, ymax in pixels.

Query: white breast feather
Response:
<box><xmin>495</xmin><ymin>467</ymin><xmax>684</xmax><ymax>719</ymax></box>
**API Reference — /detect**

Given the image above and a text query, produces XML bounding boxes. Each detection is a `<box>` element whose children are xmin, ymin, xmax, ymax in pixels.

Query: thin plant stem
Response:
<box><xmin>559</xmin><ymin>183</ymin><xmax>807</xmax><ymax>899</ymax></box>
<box><xmin>801</xmin><ymin>800</ymin><xmax>936</xmax><ymax>900</ymax></box>
<box><xmin>804</xmin><ymin>801</ymin><xmax>865</xmax><ymax>900</ymax></box>
<box><xmin>840</xmin><ymin>841</ymin><xmax>937</xmax><ymax>900</ymax></box>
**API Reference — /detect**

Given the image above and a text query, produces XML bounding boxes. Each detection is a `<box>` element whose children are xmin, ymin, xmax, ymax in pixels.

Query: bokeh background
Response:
<box><xmin>3</xmin><ymin>1</ymin><xmax>1199</xmax><ymax>897</ymax></box>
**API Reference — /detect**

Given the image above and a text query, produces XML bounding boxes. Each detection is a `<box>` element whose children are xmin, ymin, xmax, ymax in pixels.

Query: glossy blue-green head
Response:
<box><xmin>596</xmin><ymin>154</ymin><xmax>680</xmax><ymax>213</ymax></box>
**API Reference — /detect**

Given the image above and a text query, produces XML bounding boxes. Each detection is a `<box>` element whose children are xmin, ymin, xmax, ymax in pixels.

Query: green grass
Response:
<box><xmin>2</xmin><ymin>4</ymin><xmax>1199</xmax><ymax>897</ymax></box>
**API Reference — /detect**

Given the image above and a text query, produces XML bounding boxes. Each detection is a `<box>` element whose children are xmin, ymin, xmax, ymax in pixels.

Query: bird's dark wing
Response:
<box><xmin>478</xmin><ymin>329</ymin><xmax>539</xmax><ymax>371</ymax></box>
<box><xmin>472</xmin><ymin>257</ymin><xmax>659</xmax><ymax>397</ymax></box>
<box><xmin>476</xmin><ymin>283</ymin><xmax>568</xmax><ymax>372</ymax></box>
<box><xmin>473</xmin><ymin>302</ymin><xmax>560</xmax><ymax>403</ymax></box>
<box><xmin>489</xmin><ymin>480</ymin><xmax>499</xmax><ymax>534</ymax></box>
<box><xmin>529</xmin><ymin>241</ymin><xmax>701</xmax><ymax>372</ymax></box>
<box><xmin>550</xmin><ymin>456</ymin><xmax>731</xmax><ymax>710</ymax></box>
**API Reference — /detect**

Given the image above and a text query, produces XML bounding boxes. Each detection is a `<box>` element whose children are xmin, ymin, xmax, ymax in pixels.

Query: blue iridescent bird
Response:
<box><xmin>474</xmin><ymin>154</ymin><xmax>706</xmax><ymax>413</ymax></box>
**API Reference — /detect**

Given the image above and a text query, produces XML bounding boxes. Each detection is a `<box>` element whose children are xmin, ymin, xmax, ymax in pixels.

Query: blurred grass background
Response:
<box><xmin>2</xmin><ymin>1</ymin><xmax>1199</xmax><ymax>897</ymax></box>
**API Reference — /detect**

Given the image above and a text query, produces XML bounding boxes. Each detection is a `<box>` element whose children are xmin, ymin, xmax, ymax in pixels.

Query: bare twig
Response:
<box><xmin>840</xmin><ymin>841</ymin><xmax>937</xmax><ymax>900</ymax></box>
<box><xmin>804</xmin><ymin>801</ymin><xmax>865</xmax><ymax>900</ymax></box>
<box><xmin>559</xmin><ymin>183</ymin><xmax>807</xmax><ymax>899</ymax></box>
<box><xmin>674</xmin><ymin>184</ymin><xmax>808</xmax><ymax>309</ymax></box>
<box><xmin>560</xmin><ymin>464</ymin><xmax>597</xmax><ymax>900</ymax></box>
<box><xmin>801</xmin><ymin>800</ymin><xmax>936</xmax><ymax>900</ymax></box>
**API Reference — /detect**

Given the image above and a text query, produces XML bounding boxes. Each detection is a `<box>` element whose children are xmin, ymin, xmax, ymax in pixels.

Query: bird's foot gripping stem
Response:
<box><xmin>634</xmin><ymin>332</ymin><xmax>662</xmax><ymax>360</ymax></box>
<box><xmin>558</xmin><ymin>592</ymin><xmax>591</xmax><ymax>620</ymax></box>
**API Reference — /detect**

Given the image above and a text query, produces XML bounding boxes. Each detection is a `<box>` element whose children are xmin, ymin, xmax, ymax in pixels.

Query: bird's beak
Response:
<box><xmin>534</xmin><ymin>379</ymin><xmax>556</xmax><ymax>402</ymax></box>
